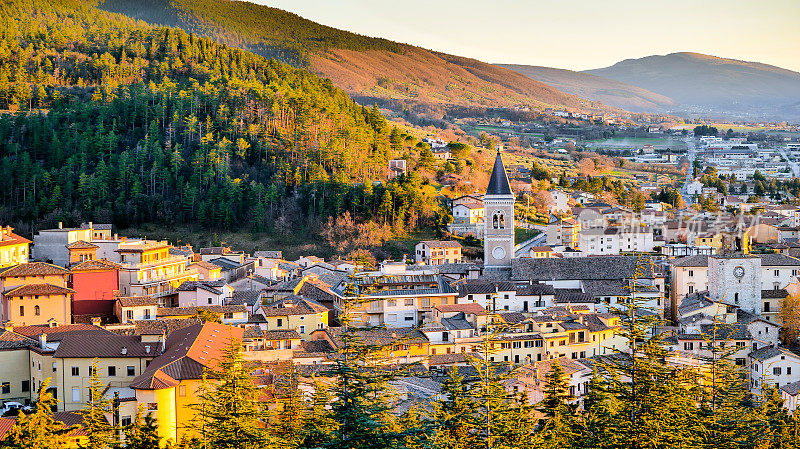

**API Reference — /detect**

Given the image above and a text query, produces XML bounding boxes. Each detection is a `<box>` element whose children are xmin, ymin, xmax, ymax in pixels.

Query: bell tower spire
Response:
<box><xmin>483</xmin><ymin>151</ymin><xmax>515</xmax><ymax>270</ymax></box>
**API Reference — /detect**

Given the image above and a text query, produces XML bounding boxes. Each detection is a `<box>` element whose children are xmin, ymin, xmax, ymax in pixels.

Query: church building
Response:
<box><xmin>484</xmin><ymin>152</ymin><xmax>515</xmax><ymax>270</ymax></box>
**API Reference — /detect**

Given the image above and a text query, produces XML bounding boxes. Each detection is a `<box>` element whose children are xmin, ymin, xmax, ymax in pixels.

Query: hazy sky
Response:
<box><xmin>255</xmin><ymin>0</ymin><xmax>800</xmax><ymax>72</ymax></box>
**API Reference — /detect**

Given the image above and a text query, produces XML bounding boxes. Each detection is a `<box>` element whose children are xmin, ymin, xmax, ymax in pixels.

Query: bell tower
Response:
<box><xmin>484</xmin><ymin>151</ymin><xmax>515</xmax><ymax>270</ymax></box>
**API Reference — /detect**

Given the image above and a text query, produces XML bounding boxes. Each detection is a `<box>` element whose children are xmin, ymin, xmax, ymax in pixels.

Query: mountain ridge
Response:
<box><xmin>584</xmin><ymin>52</ymin><xmax>800</xmax><ymax>118</ymax></box>
<box><xmin>496</xmin><ymin>64</ymin><xmax>675</xmax><ymax>113</ymax></box>
<box><xmin>95</xmin><ymin>0</ymin><xmax>618</xmax><ymax>117</ymax></box>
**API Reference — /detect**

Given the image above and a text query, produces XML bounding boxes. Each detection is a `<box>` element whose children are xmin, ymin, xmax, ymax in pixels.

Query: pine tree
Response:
<box><xmin>80</xmin><ymin>360</ymin><xmax>117</xmax><ymax>449</ymax></box>
<box><xmin>270</xmin><ymin>363</ymin><xmax>308</xmax><ymax>446</ymax></box>
<box><xmin>192</xmin><ymin>339</ymin><xmax>281</xmax><ymax>449</ymax></box>
<box><xmin>1</xmin><ymin>379</ymin><xmax>73</xmax><ymax>449</ymax></box>
<box><xmin>301</xmin><ymin>379</ymin><xmax>339</xmax><ymax>448</ymax></box>
<box><xmin>119</xmin><ymin>407</ymin><xmax>161</xmax><ymax>449</ymax></box>
<box><xmin>533</xmin><ymin>362</ymin><xmax>577</xmax><ymax>449</ymax></box>
<box><xmin>427</xmin><ymin>367</ymin><xmax>475</xmax><ymax>449</ymax></box>
<box><xmin>322</xmin><ymin>279</ymin><xmax>405</xmax><ymax>449</ymax></box>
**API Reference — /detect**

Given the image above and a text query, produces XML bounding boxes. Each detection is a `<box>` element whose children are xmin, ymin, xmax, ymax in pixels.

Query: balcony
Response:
<box><xmin>120</xmin><ymin>255</ymin><xmax>191</xmax><ymax>270</ymax></box>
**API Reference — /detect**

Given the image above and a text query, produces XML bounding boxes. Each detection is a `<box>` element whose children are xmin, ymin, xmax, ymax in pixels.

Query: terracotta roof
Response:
<box><xmin>0</xmin><ymin>262</ymin><xmax>69</xmax><ymax>278</ymax></box>
<box><xmin>131</xmin><ymin>318</ymin><xmax>202</xmax><ymax>336</ymax></box>
<box><xmin>420</xmin><ymin>240</ymin><xmax>463</xmax><ymax>249</ymax></box>
<box><xmin>434</xmin><ymin>303</ymin><xmax>488</xmax><ymax>315</ymax></box>
<box><xmin>188</xmin><ymin>261</ymin><xmax>223</xmax><ymax>271</ymax></box>
<box><xmin>116</xmin><ymin>296</ymin><xmax>158</xmax><ymax>307</ymax></box>
<box><xmin>66</xmin><ymin>240</ymin><xmax>98</xmax><ymax>250</ymax></box>
<box><xmin>54</xmin><ymin>334</ymin><xmax>162</xmax><ymax>358</ymax></box>
<box><xmin>0</xmin><ymin>418</ymin><xmax>14</xmax><ymax>439</ymax></box>
<box><xmin>0</xmin><ymin>329</ymin><xmax>37</xmax><ymax>349</ymax></box>
<box><xmin>4</xmin><ymin>283</ymin><xmax>74</xmax><ymax>297</ymax></box>
<box><xmin>0</xmin><ymin>231</ymin><xmax>30</xmax><ymax>247</ymax></box>
<box><xmin>71</xmin><ymin>259</ymin><xmax>120</xmax><ymax>272</ymax></box>
<box><xmin>130</xmin><ymin>322</ymin><xmax>243</xmax><ymax>390</ymax></box>
<box><xmin>322</xmin><ymin>327</ymin><xmax>427</xmax><ymax>349</ymax></box>
<box><xmin>245</xmin><ymin>329</ymin><xmax>301</xmax><ymax>340</ymax></box>
<box><xmin>13</xmin><ymin>324</ymin><xmax>113</xmax><ymax>342</ymax></box>
<box><xmin>157</xmin><ymin>305</ymin><xmax>247</xmax><ymax>317</ymax></box>
<box><xmin>259</xmin><ymin>296</ymin><xmax>329</xmax><ymax>317</ymax></box>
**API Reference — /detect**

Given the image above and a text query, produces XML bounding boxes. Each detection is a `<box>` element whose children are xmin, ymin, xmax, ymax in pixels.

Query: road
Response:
<box><xmin>679</xmin><ymin>137</ymin><xmax>697</xmax><ymax>206</ymax></box>
<box><xmin>515</xmin><ymin>231</ymin><xmax>547</xmax><ymax>258</ymax></box>
<box><xmin>778</xmin><ymin>147</ymin><xmax>800</xmax><ymax>178</ymax></box>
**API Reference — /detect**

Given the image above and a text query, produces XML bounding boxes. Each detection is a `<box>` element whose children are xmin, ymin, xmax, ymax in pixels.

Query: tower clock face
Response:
<box><xmin>492</xmin><ymin>246</ymin><xmax>506</xmax><ymax>260</ymax></box>
<box><xmin>733</xmin><ymin>266</ymin><xmax>745</xmax><ymax>278</ymax></box>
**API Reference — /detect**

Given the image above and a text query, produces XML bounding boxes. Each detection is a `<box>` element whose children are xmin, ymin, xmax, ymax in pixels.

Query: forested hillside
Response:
<box><xmin>0</xmin><ymin>0</ymin><xmax>445</xmax><ymax>243</ymax></box>
<box><xmin>94</xmin><ymin>0</ymin><xmax>613</xmax><ymax>118</ymax></box>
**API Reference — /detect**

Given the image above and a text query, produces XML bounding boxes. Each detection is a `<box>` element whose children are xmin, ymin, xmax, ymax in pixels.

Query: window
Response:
<box><xmin>299</xmin><ymin>325</ymin><xmax>305</xmax><ymax>334</ymax></box>
<box><xmin>144</xmin><ymin>309</ymin><xmax>151</xmax><ymax>319</ymax></box>
<box><xmin>277</xmin><ymin>319</ymin><xmax>283</xmax><ymax>327</ymax></box>
<box><xmin>34</xmin><ymin>305</ymin><xmax>40</xmax><ymax>316</ymax></box>
<box><xmin>21</xmin><ymin>381</ymin><xmax>29</xmax><ymax>392</ymax></box>
<box><xmin>19</xmin><ymin>306</ymin><xmax>23</xmax><ymax>317</ymax></box>
<box><xmin>790</xmin><ymin>367</ymin><xmax>793</xmax><ymax>375</ymax></box>
<box><xmin>387</xmin><ymin>300</ymin><xmax>397</xmax><ymax>307</ymax></box>
<box><xmin>71</xmin><ymin>388</ymin><xmax>80</xmax><ymax>402</ymax></box>
<box><xmin>121</xmin><ymin>416</ymin><xmax>132</xmax><ymax>426</ymax></box>
<box><xmin>688</xmin><ymin>285</ymin><xmax>694</xmax><ymax>294</ymax></box>
<box><xmin>735</xmin><ymin>358</ymin><xmax>746</xmax><ymax>366</ymax></box>
<box><xmin>688</xmin><ymin>270</ymin><xmax>693</xmax><ymax>277</ymax></box>
<box><xmin>404</xmin><ymin>316</ymin><xmax>414</xmax><ymax>321</ymax></box>
<box><xmin>126</xmin><ymin>310</ymin><xmax>134</xmax><ymax>320</ymax></box>
<box><xmin>775</xmin><ymin>269</ymin><xmax>780</xmax><ymax>277</ymax></box>
<box><xmin>52</xmin><ymin>362</ymin><xmax>57</xmax><ymax>372</ymax></box>
<box><xmin>108</xmin><ymin>366</ymin><xmax>116</xmax><ymax>377</ymax></box>
<box><xmin>179</xmin><ymin>385</ymin><xmax>186</xmax><ymax>397</ymax></box>
<box><xmin>764</xmin><ymin>302</ymin><xmax>771</xmax><ymax>312</ymax></box>
<box><xmin>405</xmin><ymin>298</ymin><xmax>413</xmax><ymax>306</ymax></box>
<box><xmin>71</xmin><ymin>366</ymin><xmax>79</xmax><ymax>376</ymax></box>
<box><xmin>734</xmin><ymin>293</ymin><xmax>739</xmax><ymax>304</ymax></box>
<box><xmin>684</xmin><ymin>342</ymin><xmax>694</xmax><ymax>351</ymax></box>
<box><xmin>147</xmin><ymin>403</ymin><xmax>157</xmax><ymax>411</ymax></box>
<box><xmin>127</xmin><ymin>366</ymin><xmax>135</xmax><ymax>376</ymax></box>
<box><xmin>224</xmin><ymin>313</ymin><xmax>233</xmax><ymax>319</ymax></box>
<box><xmin>774</xmin><ymin>367</ymin><xmax>782</xmax><ymax>376</ymax></box>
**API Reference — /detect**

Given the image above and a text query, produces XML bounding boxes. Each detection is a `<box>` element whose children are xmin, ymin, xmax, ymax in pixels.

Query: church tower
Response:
<box><xmin>484</xmin><ymin>151</ymin><xmax>515</xmax><ymax>269</ymax></box>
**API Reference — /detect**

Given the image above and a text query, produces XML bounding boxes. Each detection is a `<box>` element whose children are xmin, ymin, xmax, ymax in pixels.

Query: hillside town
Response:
<box><xmin>4</xmin><ymin>143</ymin><xmax>800</xmax><ymax>444</ymax></box>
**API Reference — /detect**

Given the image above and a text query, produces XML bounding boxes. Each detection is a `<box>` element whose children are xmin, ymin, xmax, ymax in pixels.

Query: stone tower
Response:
<box><xmin>484</xmin><ymin>151</ymin><xmax>515</xmax><ymax>269</ymax></box>
<box><xmin>708</xmin><ymin>253</ymin><xmax>761</xmax><ymax>315</ymax></box>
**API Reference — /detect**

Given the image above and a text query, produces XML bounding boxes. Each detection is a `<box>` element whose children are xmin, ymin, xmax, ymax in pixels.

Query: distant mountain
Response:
<box><xmin>96</xmin><ymin>0</ymin><xmax>614</xmax><ymax>116</ymax></box>
<box><xmin>497</xmin><ymin>64</ymin><xmax>675</xmax><ymax>112</ymax></box>
<box><xmin>585</xmin><ymin>52</ymin><xmax>800</xmax><ymax>119</ymax></box>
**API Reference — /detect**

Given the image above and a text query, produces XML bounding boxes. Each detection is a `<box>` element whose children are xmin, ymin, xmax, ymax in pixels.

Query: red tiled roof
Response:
<box><xmin>0</xmin><ymin>231</ymin><xmax>31</xmax><ymax>248</ymax></box>
<box><xmin>13</xmin><ymin>324</ymin><xmax>113</xmax><ymax>342</ymax></box>
<box><xmin>66</xmin><ymin>240</ymin><xmax>98</xmax><ymax>250</ymax></box>
<box><xmin>130</xmin><ymin>323</ymin><xmax>243</xmax><ymax>390</ymax></box>
<box><xmin>4</xmin><ymin>283</ymin><xmax>74</xmax><ymax>297</ymax></box>
<box><xmin>434</xmin><ymin>303</ymin><xmax>488</xmax><ymax>315</ymax></box>
<box><xmin>71</xmin><ymin>259</ymin><xmax>120</xmax><ymax>272</ymax></box>
<box><xmin>0</xmin><ymin>262</ymin><xmax>69</xmax><ymax>278</ymax></box>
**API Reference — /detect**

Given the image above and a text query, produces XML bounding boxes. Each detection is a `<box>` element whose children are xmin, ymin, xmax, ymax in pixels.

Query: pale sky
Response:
<box><xmin>254</xmin><ymin>0</ymin><xmax>800</xmax><ymax>72</ymax></box>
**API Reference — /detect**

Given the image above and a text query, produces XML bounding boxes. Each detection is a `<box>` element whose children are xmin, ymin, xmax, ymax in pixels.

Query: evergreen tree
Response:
<box><xmin>80</xmin><ymin>360</ymin><xmax>117</xmax><ymax>449</ymax></box>
<box><xmin>1</xmin><ymin>379</ymin><xmax>73</xmax><ymax>449</ymax></box>
<box><xmin>119</xmin><ymin>407</ymin><xmax>161</xmax><ymax>449</ymax></box>
<box><xmin>192</xmin><ymin>339</ymin><xmax>281</xmax><ymax>449</ymax></box>
<box><xmin>322</xmin><ymin>280</ymin><xmax>405</xmax><ymax>449</ymax></box>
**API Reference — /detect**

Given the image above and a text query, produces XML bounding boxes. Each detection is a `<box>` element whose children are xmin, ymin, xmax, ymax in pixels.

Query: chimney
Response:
<box><xmin>38</xmin><ymin>333</ymin><xmax>47</xmax><ymax>350</ymax></box>
<box><xmin>158</xmin><ymin>332</ymin><xmax>166</xmax><ymax>352</ymax></box>
<box><xmin>2</xmin><ymin>320</ymin><xmax>13</xmax><ymax>331</ymax></box>
<box><xmin>121</xmin><ymin>347</ymin><xmax>128</xmax><ymax>355</ymax></box>
<box><xmin>91</xmin><ymin>316</ymin><xmax>102</xmax><ymax>326</ymax></box>
<box><xmin>88</xmin><ymin>221</ymin><xmax>93</xmax><ymax>230</ymax></box>
<box><xmin>58</xmin><ymin>222</ymin><xmax>63</xmax><ymax>229</ymax></box>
